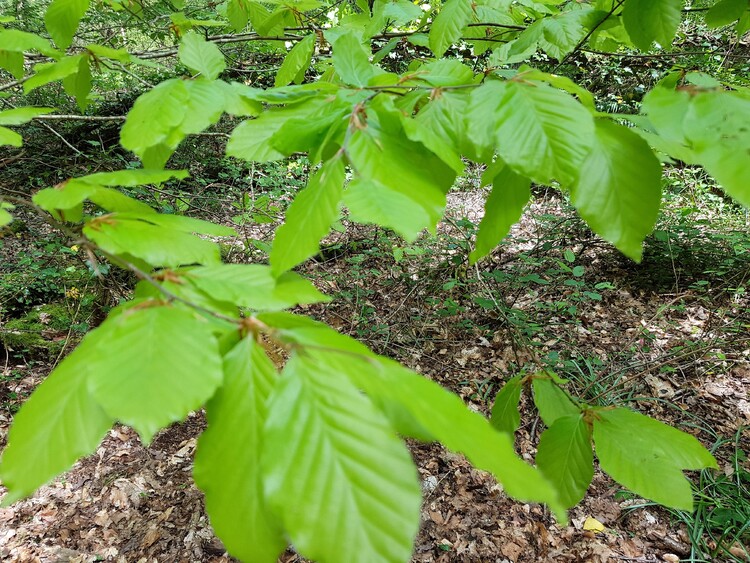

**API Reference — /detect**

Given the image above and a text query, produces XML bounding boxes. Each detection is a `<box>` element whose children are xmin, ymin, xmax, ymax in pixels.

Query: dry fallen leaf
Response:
<box><xmin>583</xmin><ymin>516</ymin><xmax>606</xmax><ymax>533</ymax></box>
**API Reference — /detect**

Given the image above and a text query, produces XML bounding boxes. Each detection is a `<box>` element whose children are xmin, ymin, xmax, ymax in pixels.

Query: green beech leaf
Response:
<box><xmin>532</xmin><ymin>376</ymin><xmax>580</xmax><ymax>427</ymax></box>
<box><xmin>88</xmin><ymin>304</ymin><xmax>224</xmax><ymax>443</ymax></box>
<box><xmin>536</xmin><ymin>414</ymin><xmax>594</xmax><ymax>508</ymax></box>
<box><xmin>622</xmin><ymin>0</ymin><xmax>682</xmax><ymax>50</ymax></box>
<box><xmin>33</xmin><ymin>179</ymin><xmax>97</xmax><ymax>212</ymax></box>
<box><xmin>85</xmin><ymin>44</ymin><xmax>159</xmax><ymax>68</ymax></box>
<box><xmin>0</xmin><ymin>338</ymin><xmax>112</xmax><ymax>504</ymax></box>
<box><xmin>77</xmin><ymin>168</ymin><xmax>189</xmax><ymax>187</ymax></box>
<box><xmin>429</xmin><ymin>0</ymin><xmax>474</xmax><ymax>57</ymax></box>
<box><xmin>270</xmin><ymin>156</ymin><xmax>345</xmax><ymax>276</ymax></box>
<box><xmin>83</xmin><ymin>215</ymin><xmax>222</xmax><ymax>268</ymax></box>
<box><xmin>0</xmin><ymin>50</ymin><xmax>24</xmax><ymax>79</ymax></box>
<box><xmin>344</xmin><ymin>178</ymin><xmax>431</xmax><ymax>242</ymax></box>
<box><xmin>487</xmin><ymin>21</ymin><xmax>543</xmax><ymax>65</ymax></box>
<box><xmin>194</xmin><ymin>337</ymin><xmax>286</xmax><ymax>562</ymax></box>
<box><xmin>470</xmin><ymin>165</ymin><xmax>531</xmax><ymax>263</ymax></box>
<box><xmin>33</xmin><ymin>170</ymin><xmax>185</xmax><ymax>214</ymax></box>
<box><xmin>114</xmin><ymin>211</ymin><xmax>235</xmax><ymax>236</ymax></box>
<box><xmin>62</xmin><ymin>53</ymin><xmax>91</xmax><ymax>111</ymax></box>
<box><xmin>120</xmin><ymin>79</ymin><xmax>189</xmax><ymax>157</ymax></box>
<box><xmin>706</xmin><ymin>0</ymin><xmax>747</xmax><ymax>27</ymax></box>
<box><xmin>0</xmin><ymin>208</ymin><xmax>12</xmax><ymax>226</ymax></box>
<box><xmin>346</xmin><ymin>104</ymin><xmax>455</xmax><ymax>235</ymax></box>
<box><xmin>88</xmin><ymin>188</ymin><xmax>155</xmax><ymax>214</ymax></box>
<box><xmin>539</xmin><ymin>7</ymin><xmax>599</xmax><ymax>60</ymax></box>
<box><xmin>184</xmin><ymin>264</ymin><xmax>329</xmax><ymax>310</ymax></box>
<box><xmin>490</xmin><ymin>375</ymin><xmax>523</xmax><ymax>435</ymax></box>
<box><xmin>275</xmin><ymin>34</ymin><xmax>315</xmax><ymax>87</ymax></box>
<box><xmin>403</xmin><ymin>90</ymin><xmax>468</xmax><ymax>173</ymax></box>
<box><xmin>227</xmin><ymin>97</ymin><xmax>331</xmax><ymax>162</ymax></box>
<box><xmin>682</xmin><ymin>91</ymin><xmax>750</xmax><ymax>209</ymax></box>
<box><xmin>418</xmin><ymin>59</ymin><xmax>475</xmax><ymax>87</ymax></box>
<box><xmin>340</xmin><ymin>357</ymin><xmax>565</xmax><ymax>520</ymax></box>
<box><xmin>332</xmin><ymin>31</ymin><xmax>382</xmax><ymax>87</ymax></box>
<box><xmin>0</xmin><ymin>126</ymin><xmax>23</xmax><ymax>147</ymax></box>
<box><xmin>571</xmin><ymin>119</ymin><xmax>662</xmax><ymax>262</ymax></box>
<box><xmin>219</xmin><ymin>81</ymin><xmax>263</xmax><ymax>116</ymax></box>
<box><xmin>0</xmin><ymin>29</ymin><xmax>58</xmax><ymax>56</ymax></box>
<box><xmin>264</xmin><ymin>320</ymin><xmax>565</xmax><ymax>520</ymax></box>
<box><xmin>24</xmin><ymin>55</ymin><xmax>85</xmax><ymax>92</ymax></box>
<box><xmin>269</xmin><ymin>98</ymin><xmax>349</xmax><ymax>159</ymax></box>
<box><xmin>593</xmin><ymin>407</ymin><xmax>718</xmax><ymax>510</ymax></box>
<box><xmin>0</xmin><ymin>107</ymin><xmax>55</xmax><ymax>125</ymax></box>
<box><xmin>468</xmin><ymin>80</ymin><xmax>594</xmax><ymax>185</ymax></box>
<box><xmin>517</xmin><ymin>68</ymin><xmax>596</xmax><ymax>112</ymax></box>
<box><xmin>121</xmin><ymin>79</ymin><xmax>226</xmax><ymax>166</ymax></box>
<box><xmin>45</xmin><ymin>0</ymin><xmax>90</xmax><ymax>49</ymax></box>
<box><xmin>179</xmin><ymin>31</ymin><xmax>226</xmax><ymax>80</ymax></box>
<box><xmin>227</xmin><ymin>0</ymin><xmax>251</xmax><ymax>31</ymax></box>
<box><xmin>262</xmin><ymin>354</ymin><xmax>421</xmax><ymax>563</ymax></box>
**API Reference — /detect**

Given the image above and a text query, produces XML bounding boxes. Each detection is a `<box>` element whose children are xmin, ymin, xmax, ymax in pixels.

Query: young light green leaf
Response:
<box><xmin>487</xmin><ymin>21</ymin><xmax>543</xmax><ymax>65</ymax></box>
<box><xmin>194</xmin><ymin>337</ymin><xmax>286</xmax><ymax>562</ymax></box>
<box><xmin>62</xmin><ymin>53</ymin><xmax>91</xmax><ymax>111</ymax></box>
<box><xmin>344</xmin><ymin>178</ymin><xmax>431</xmax><ymax>242</ymax></box>
<box><xmin>332</xmin><ymin>31</ymin><xmax>382</xmax><ymax>87</ymax></box>
<box><xmin>417</xmin><ymin>59</ymin><xmax>475</xmax><ymax>87</ymax></box>
<box><xmin>0</xmin><ymin>337</ymin><xmax>112</xmax><ymax>505</ymax></box>
<box><xmin>682</xmin><ymin>91</ymin><xmax>750</xmax><ymax>209</ymax></box>
<box><xmin>517</xmin><ymin>68</ymin><xmax>596</xmax><ymax>111</ymax></box>
<box><xmin>121</xmin><ymin>80</ymin><xmax>226</xmax><ymax>167</ymax></box>
<box><xmin>593</xmin><ymin>407</ymin><xmax>718</xmax><ymax>510</ymax></box>
<box><xmin>24</xmin><ymin>55</ymin><xmax>84</xmax><ymax>92</ymax></box>
<box><xmin>706</xmin><ymin>0</ymin><xmax>747</xmax><ymax>28</ymax></box>
<box><xmin>88</xmin><ymin>188</ymin><xmax>155</xmax><ymax>215</ymax></box>
<box><xmin>45</xmin><ymin>0</ymin><xmax>90</xmax><ymax>49</ymax></box>
<box><xmin>536</xmin><ymin>414</ymin><xmax>594</xmax><ymax>508</ymax></box>
<box><xmin>347</xmin><ymin>104</ymin><xmax>455</xmax><ymax>233</ymax></box>
<box><xmin>539</xmin><ymin>7</ymin><xmax>598</xmax><ymax>60</ymax></box>
<box><xmin>78</xmin><ymin>168</ymin><xmax>189</xmax><ymax>187</ymax></box>
<box><xmin>468</xmin><ymin>80</ymin><xmax>594</xmax><ymax>185</ymax></box>
<box><xmin>0</xmin><ymin>29</ymin><xmax>58</xmax><ymax>56</ymax></box>
<box><xmin>227</xmin><ymin>97</ymin><xmax>331</xmax><ymax>162</ymax></box>
<box><xmin>88</xmin><ymin>304</ymin><xmax>225</xmax><ymax>443</ymax></box>
<box><xmin>403</xmin><ymin>90</ymin><xmax>468</xmax><ymax>173</ymax></box>
<box><xmin>120</xmin><ymin>79</ymin><xmax>189</xmax><ymax>157</ymax></box>
<box><xmin>0</xmin><ymin>50</ymin><xmax>24</xmax><ymax>79</ymax></box>
<box><xmin>270</xmin><ymin>156</ymin><xmax>345</xmax><ymax>276</ymax></box>
<box><xmin>265</xmin><ymin>323</ymin><xmax>565</xmax><ymax>520</ymax></box>
<box><xmin>83</xmin><ymin>215</ymin><xmax>222</xmax><ymax>268</ymax></box>
<box><xmin>0</xmin><ymin>107</ymin><xmax>55</xmax><ymax>126</ymax></box>
<box><xmin>429</xmin><ymin>0</ymin><xmax>474</xmax><ymax>57</ymax></box>
<box><xmin>226</xmin><ymin>0</ymin><xmax>251</xmax><ymax>31</ymax></box>
<box><xmin>262</xmin><ymin>354</ymin><xmax>421</xmax><ymax>563</ymax></box>
<box><xmin>532</xmin><ymin>376</ymin><xmax>580</xmax><ymax>427</ymax></box>
<box><xmin>470</xmin><ymin>165</ymin><xmax>531</xmax><ymax>264</ymax></box>
<box><xmin>490</xmin><ymin>375</ymin><xmax>523</xmax><ymax>435</ymax></box>
<box><xmin>219</xmin><ymin>81</ymin><xmax>263</xmax><ymax>116</ymax></box>
<box><xmin>179</xmin><ymin>31</ymin><xmax>226</xmax><ymax>80</ymax></box>
<box><xmin>33</xmin><ymin>179</ymin><xmax>97</xmax><ymax>212</ymax></box>
<box><xmin>0</xmin><ymin>126</ymin><xmax>22</xmax><ymax>147</ymax></box>
<box><xmin>114</xmin><ymin>211</ymin><xmax>235</xmax><ymax>236</ymax></box>
<box><xmin>622</xmin><ymin>0</ymin><xmax>682</xmax><ymax>50</ymax></box>
<box><xmin>184</xmin><ymin>264</ymin><xmax>329</xmax><ymax>310</ymax></box>
<box><xmin>571</xmin><ymin>119</ymin><xmax>662</xmax><ymax>262</ymax></box>
<box><xmin>275</xmin><ymin>34</ymin><xmax>315</xmax><ymax>87</ymax></box>
<box><xmin>0</xmin><ymin>208</ymin><xmax>12</xmax><ymax>226</ymax></box>
<box><xmin>337</xmin><ymin>355</ymin><xmax>566</xmax><ymax>520</ymax></box>
<box><xmin>84</xmin><ymin>44</ymin><xmax>160</xmax><ymax>68</ymax></box>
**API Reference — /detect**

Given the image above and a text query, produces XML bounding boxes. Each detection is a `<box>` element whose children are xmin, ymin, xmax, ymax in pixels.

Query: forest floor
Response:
<box><xmin>1</xmin><ymin>176</ymin><xmax>749</xmax><ymax>563</ymax></box>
